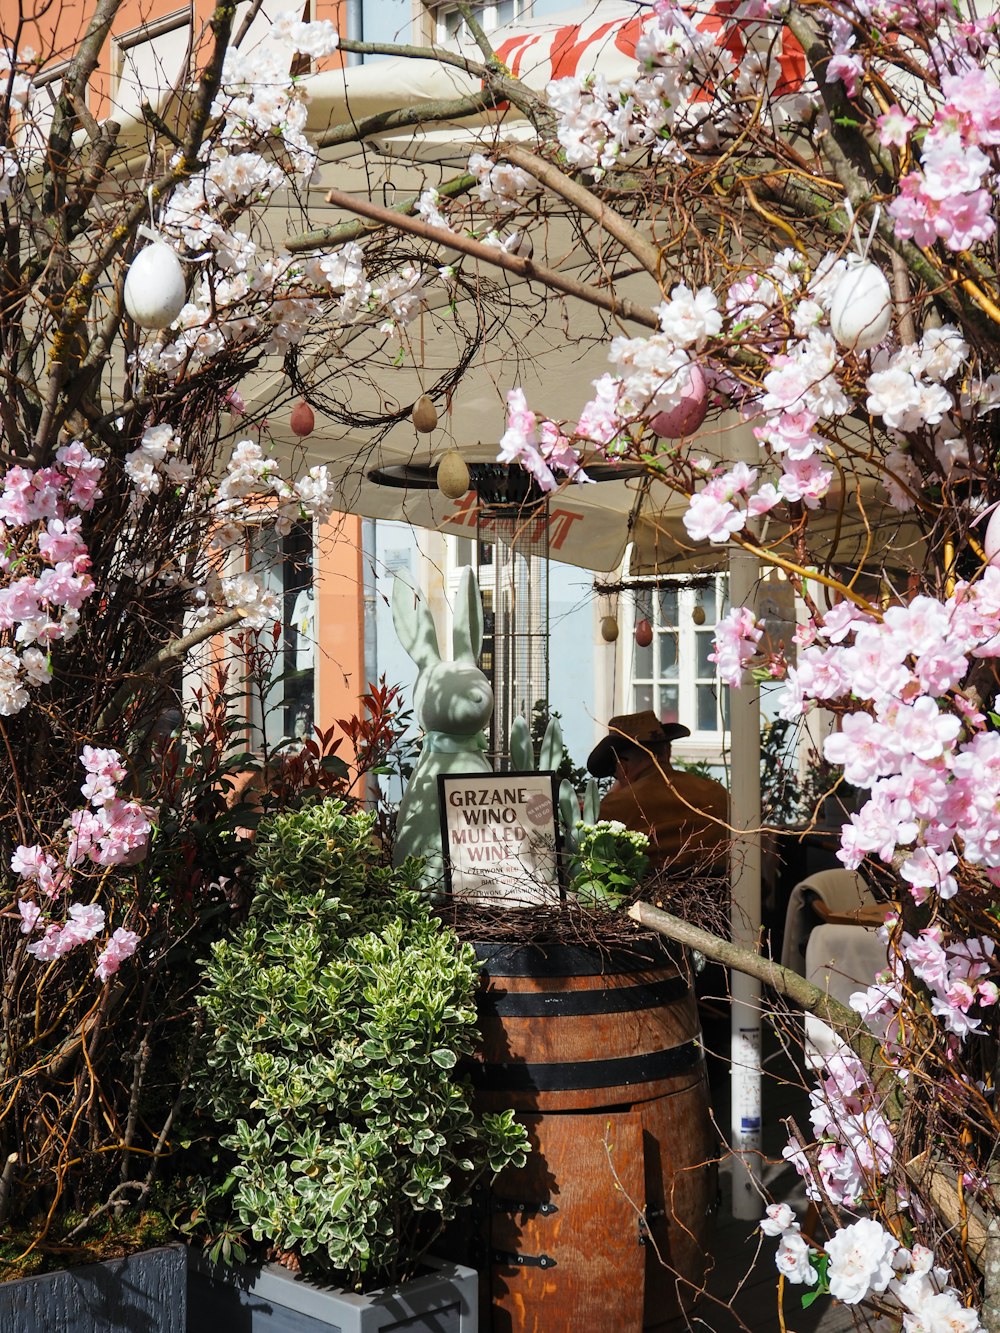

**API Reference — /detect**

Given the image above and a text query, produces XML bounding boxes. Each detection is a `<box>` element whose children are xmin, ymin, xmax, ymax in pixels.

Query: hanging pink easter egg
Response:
<box><xmin>290</xmin><ymin>400</ymin><xmax>315</xmax><ymax>438</ymax></box>
<box><xmin>649</xmin><ymin>363</ymin><xmax>709</xmax><ymax>440</ymax></box>
<box><xmin>984</xmin><ymin>504</ymin><xmax>1000</xmax><ymax>564</ymax></box>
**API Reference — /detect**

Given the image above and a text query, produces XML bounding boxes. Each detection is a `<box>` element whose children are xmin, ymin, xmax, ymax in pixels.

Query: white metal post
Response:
<box><xmin>728</xmin><ymin>542</ymin><xmax>763</xmax><ymax>1218</ymax></box>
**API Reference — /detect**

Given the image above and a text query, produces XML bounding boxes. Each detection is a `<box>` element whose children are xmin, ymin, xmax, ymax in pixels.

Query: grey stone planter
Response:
<box><xmin>0</xmin><ymin>1243</ymin><xmax>185</xmax><ymax>1332</ymax></box>
<box><xmin>187</xmin><ymin>1251</ymin><xmax>478</xmax><ymax>1333</ymax></box>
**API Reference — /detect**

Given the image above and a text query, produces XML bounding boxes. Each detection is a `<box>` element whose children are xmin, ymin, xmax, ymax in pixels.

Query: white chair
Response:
<box><xmin>802</xmin><ymin>922</ymin><xmax>889</xmax><ymax>1068</ymax></box>
<box><xmin>780</xmin><ymin>868</ymin><xmax>877</xmax><ymax>975</ymax></box>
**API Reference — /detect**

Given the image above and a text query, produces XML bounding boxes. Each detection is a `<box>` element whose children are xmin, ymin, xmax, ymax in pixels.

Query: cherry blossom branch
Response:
<box><xmin>500</xmin><ymin>142</ymin><xmax>664</xmax><ymax>280</ymax></box>
<box><xmin>322</xmin><ymin>186</ymin><xmax>660</xmax><ymax>329</ymax></box>
<box><xmin>286</xmin><ymin>172</ymin><xmax>477</xmax><ymax>254</ymax></box>
<box><xmin>96</xmin><ymin>609</ymin><xmax>247</xmax><ymax>731</ymax></box>
<box><xmin>315</xmin><ymin>91</ymin><xmax>502</xmax><ymax>150</ymax></box>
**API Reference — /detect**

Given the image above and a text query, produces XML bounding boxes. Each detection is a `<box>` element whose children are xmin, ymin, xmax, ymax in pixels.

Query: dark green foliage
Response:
<box><xmin>190</xmin><ymin>800</ymin><xmax>527</xmax><ymax>1289</ymax></box>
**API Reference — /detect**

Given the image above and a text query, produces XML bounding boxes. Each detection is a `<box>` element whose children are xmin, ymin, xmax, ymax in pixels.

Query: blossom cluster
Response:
<box><xmin>761</xmin><ymin>1208</ymin><xmax>985</xmax><ymax>1331</ymax></box>
<box><xmin>13</xmin><ymin>748</ymin><xmax>149</xmax><ymax>981</ymax></box>
<box><xmin>783</xmin><ymin>1048</ymin><xmax>895</xmax><ymax>1207</ymax></box>
<box><xmin>779</xmin><ymin>576</ymin><xmax>1000</xmax><ymax>886</ymax></box>
<box><xmin>0</xmin><ymin>442</ymin><xmax>103</xmax><ymax>715</ymax></box>
<box><xmin>886</xmin><ymin>69</ymin><xmax>1000</xmax><ymax>253</ymax></box>
<box><xmin>708</xmin><ymin>605</ymin><xmax>763</xmax><ymax>687</ymax></box>
<box><xmin>467</xmin><ymin>153</ymin><xmax>533</xmax><ymax>211</ymax></box>
<box><xmin>139</xmin><ymin>13</ymin><xmax>438</xmax><ymax>374</ymax></box>
<box><xmin>852</xmin><ymin>926</ymin><xmax>997</xmax><ymax>1048</ymax></box>
<box><xmin>498</xmin><ymin>389</ymin><xmax>588</xmax><ymax>493</ymax></box>
<box><xmin>213</xmin><ymin>438</ymin><xmax>338</xmax><ymax>536</ymax></box>
<box><xmin>545</xmin><ymin>2</ymin><xmax>814</xmax><ymax>178</ymax></box>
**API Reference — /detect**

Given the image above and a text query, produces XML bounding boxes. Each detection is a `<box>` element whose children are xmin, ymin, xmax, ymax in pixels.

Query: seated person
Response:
<box><xmin>587</xmin><ymin>711</ymin><xmax>729</xmax><ymax>877</ymax></box>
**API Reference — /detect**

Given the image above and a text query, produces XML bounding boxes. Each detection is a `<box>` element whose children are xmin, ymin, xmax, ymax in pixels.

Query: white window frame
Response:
<box><xmin>112</xmin><ymin>7</ymin><xmax>193</xmax><ymax>120</ymax></box>
<box><xmin>625</xmin><ymin>574</ymin><xmax>730</xmax><ymax>760</ymax></box>
<box><xmin>432</xmin><ymin>0</ymin><xmax>529</xmax><ymax>43</ymax></box>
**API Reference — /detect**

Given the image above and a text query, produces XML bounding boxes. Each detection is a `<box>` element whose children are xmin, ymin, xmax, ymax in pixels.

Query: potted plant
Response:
<box><xmin>180</xmin><ymin>798</ymin><xmax>528</xmax><ymax>1331</ymax></box>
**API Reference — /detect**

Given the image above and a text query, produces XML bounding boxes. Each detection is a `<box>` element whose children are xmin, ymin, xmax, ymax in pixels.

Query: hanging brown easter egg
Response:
<box><xmin>436</xmin><ymin>450</ymin><xmax>470</xmax><ymax>499</ymax></box>
<box><xmin>600</xmin><ymin>615</ymin><xmax>619</xmax><ymax>642</ymax></box>
<box><xmin>289</xmin><ymin>399</ymin><xmax>315</xmax><ymax>438</ymax></box>
<box><xmin>691</xmin><ymin>604</ymin><xmax>707</xmax><ymax>626</ymax></box>
<box><xmin>635</xmin><ymin>618</ymin><xmax>653</xmax><ymax>648</ymax></box>
<box><xmin>412</xmin><ymin>394</ymin><xmax>438</xmax><ymax>433</ymax></box>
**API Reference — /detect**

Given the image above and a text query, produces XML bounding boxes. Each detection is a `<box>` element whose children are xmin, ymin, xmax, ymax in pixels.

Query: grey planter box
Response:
<box><xmin>187</xmin><ymin>1251</ymin><xmax>478</xmax><ymax>1333</ymax></box>
<box><xmin>0</xmin><ymin>1243</ymin><xmax>185</xmax><ymax>1332</ymax></box>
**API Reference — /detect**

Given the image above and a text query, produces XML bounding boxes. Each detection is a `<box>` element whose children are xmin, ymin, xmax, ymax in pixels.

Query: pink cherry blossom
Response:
<box><xmin>95</xmin><ymin>928</ymin><xmax>140</xmax><ymax>983</ymax></box>
<box><xmin>877</xmin><ymin>105</ymin><xmax>917</xmax><ymax>147</ymax></box>
<box><xmin>17</xmin><ymin>900</ymin><xmax>41</xmax><ymax>934</ymax></box>
<box><xmin>709</xmin><ymin>607</ymin><xmax>763</xmax><ymax>686</ymax></box>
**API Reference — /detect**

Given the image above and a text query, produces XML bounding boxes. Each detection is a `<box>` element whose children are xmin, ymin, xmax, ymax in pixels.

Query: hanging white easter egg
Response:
<box><xmin>649</xmin><ymin>363</ymin><xmax>709</xmax><ymax>440</ymax></box>
<box><xmin>984</xmin><ymin>504</ymin><xmax>1000</xmax><ymax>564</ymax></box>
<box><xmin>124</xmin><ymin>240</ymin><xmax>186</xmax><ymax>330</ymax></box>
<box><xmin>829</xmin><ymin>259</ymin><xmax>893</xmax><ymax>351</ymax></box>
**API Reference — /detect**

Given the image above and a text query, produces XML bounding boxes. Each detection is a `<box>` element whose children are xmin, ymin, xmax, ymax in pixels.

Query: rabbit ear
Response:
<box><xmin>539</xmin><ymin>716</ymin><xmax>563</xmax><ymax>773</ymax></box>
<box><xmin>452</xmin><ymin>566</ymin><xmax>483</xmax><ymax>663</ymax></box>
<box><xmin>391</xmin><ymin>575</ymin><xmax>441</xmax><ymax>669</ymax></box>
<box><xmin>509</xmin><ymin>716</ymin><xmax>534</xmax><ymax>771</ymax></box>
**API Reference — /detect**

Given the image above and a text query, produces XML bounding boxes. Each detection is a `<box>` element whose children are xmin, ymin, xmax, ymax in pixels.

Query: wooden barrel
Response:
<box><xmin>469</xmin><ymin>939</ymin><xmax>718</xmax><ymax>1333</ymax></box>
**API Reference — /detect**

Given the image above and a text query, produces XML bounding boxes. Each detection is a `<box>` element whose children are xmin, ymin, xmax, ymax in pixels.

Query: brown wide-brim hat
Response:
<box><xmin>587</xmin><ymin>710</ymin><xmax>691</xmax><ymax>779</ymax></box>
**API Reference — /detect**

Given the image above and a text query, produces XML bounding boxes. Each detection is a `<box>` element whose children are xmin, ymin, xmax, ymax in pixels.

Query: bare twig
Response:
<box><xmin>324</xmin><ymin>186</ymin><xmax>661</xmax><ymax>329</ymax></box>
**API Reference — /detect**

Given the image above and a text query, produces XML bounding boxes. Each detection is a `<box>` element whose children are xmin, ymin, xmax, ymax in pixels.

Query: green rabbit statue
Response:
<box><xmin>391</xmin><ymin>568</ymin><xmax>494</xmax><ymax>893</ymax></box>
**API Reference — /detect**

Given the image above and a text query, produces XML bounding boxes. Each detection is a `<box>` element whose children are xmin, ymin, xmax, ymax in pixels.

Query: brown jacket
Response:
<box><xmin>599</xmin><ymin>766</ymin><xmax>728</xmax><ymax>875</ymax></box>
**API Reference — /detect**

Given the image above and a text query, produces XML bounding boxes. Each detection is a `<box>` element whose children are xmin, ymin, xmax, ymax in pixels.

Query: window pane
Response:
<box><xmin>657</xmin><ymin>587</ymin><xmax>678</xmax><ymax>625</ymax></box>
<box><xmin>658</xmin><ymin>631</ymin><xmax>678</xmax><ymax>679</ymax></box>
<box><xmin>635</xmin><ymin>588</ymin><xmax>653</xmax><ymax>622</ymax></box>
<box><xmin>634</xmin><ymin>637</ymin><xmax>654</xmax><ymax>678</ymax></box>
<box><xmin>634</xmin><ymin>683</ymin><xmax>654</xmax><ymax>712</ymax></box>
<box><xmin>695</xmin><ymin>631</ymin><xmax>716</xmax><ymax>677</ymax></box>
<box><xmin>659</xmin><ymin>685</ymin><xmax>679</xmax><ymax>726</ymax></box>
<box><xmin>697</xmin><ymin>683</ymin><xmax>719</xmax><ymax>733</ymax></box>
<box><xmin>247</xmin><ymin>523</ymin><xmax>313</xmax><ymax>750</ymax></box>
<box><xmin>695</xmin><ymin>583</ymin><xmax>716</xmax><ymax>621</ymax></box>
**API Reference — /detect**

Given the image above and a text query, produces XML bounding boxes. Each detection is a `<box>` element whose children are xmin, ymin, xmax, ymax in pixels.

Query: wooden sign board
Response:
<box><xmin>438</xmin><ymin>771</ymin><xmax>562</xmax><ymax>906</ymax></box>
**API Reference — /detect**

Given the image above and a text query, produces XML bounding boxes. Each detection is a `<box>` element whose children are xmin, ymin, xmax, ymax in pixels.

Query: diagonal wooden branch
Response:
<box><xmin>316</xmin><ymin>90</ymin><xmax>501</xmax><ymax>150</ymax></box>
<box><xmin>627</xmin><ymin>900</ymin><xmax>895</xmax><ymax>1099</ymax></box>
<box><xmin>501</xmin><ymin>142</ymin><xmax>663</xmax><ymax>281</ymax></box>
<box><xmin>287</xmin><ymin>173</ymin><xmax>477</xmax><ymax>254</ymax></box>
<box><xmin>97</xmin><ymin>608</ymin><xmax>247</xmax><ymax>731</ymax></box>
<box><xmin>323</xmin><ymin>186</ymin><xmax>660</xmax><ymax>329</ymax></box>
